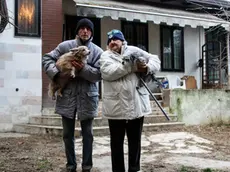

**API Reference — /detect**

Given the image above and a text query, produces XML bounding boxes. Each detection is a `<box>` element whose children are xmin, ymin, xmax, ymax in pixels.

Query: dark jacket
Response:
<box><xmin>42</xmin><ymin>37</ymin><xmax>103</xmax><ymax>120</ymax></box>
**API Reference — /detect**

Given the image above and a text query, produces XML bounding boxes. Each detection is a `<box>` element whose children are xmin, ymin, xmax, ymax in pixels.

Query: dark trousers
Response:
<box><xmin>108</xmin><ymin>117</ymin><xmax>144</xmax><ymax>172</ymax></box>
<box><xmin>62</xmin><ymin>116</ymin><xmax>93</xmax><ymax>171</ymax></box>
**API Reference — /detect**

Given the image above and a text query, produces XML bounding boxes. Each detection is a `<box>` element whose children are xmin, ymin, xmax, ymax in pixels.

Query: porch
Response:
<box><xmin>40</xmin><ymin>0</ymin><xmax>230</xmax><ymax>114</ymax></box>
<box><xmin>43</xmin><ymin>0</ymin><xmax>230</xmax><ymax>106</ymax></box>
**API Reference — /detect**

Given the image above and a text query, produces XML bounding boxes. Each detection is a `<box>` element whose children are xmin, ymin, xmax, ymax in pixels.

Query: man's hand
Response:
<box><xmin>71</xmin><ymin>60</ymin><xmax>85</xmax><ymax>71</ymax></box>
<box><xmin>136</xmin><ymin>61</ymin><xmax>147</xmax><ymax>73</ymax></box>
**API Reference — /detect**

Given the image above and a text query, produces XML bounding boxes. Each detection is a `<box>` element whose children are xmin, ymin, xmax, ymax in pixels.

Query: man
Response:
<box><xmin>100</xmin><ymin>29</ymin><xmax>161</xmax><ymax>172</ymax></box>
<box><xmin>42</xmin><ymin>18</ymin><xmax>103</xmax><ymax>172</ymax></box>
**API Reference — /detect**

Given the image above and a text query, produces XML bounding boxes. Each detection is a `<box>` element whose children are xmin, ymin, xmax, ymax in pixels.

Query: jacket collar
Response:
<box><xmin>120</xmin><ymin>41</ymin><xmax>128</xmax><ymax>55</ymax></box>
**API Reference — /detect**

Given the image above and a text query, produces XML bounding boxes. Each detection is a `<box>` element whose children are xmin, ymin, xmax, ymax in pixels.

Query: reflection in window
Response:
<box><xmin>173</xmin><ymin>30</ymin><xmax>182</xmax><ymax>70</ymax></box>
<box><xmin>162</xmin><ymin>28</ymin><xmax>172</xmax><ymax>69</ymax></box>
<box><xmin>161</xmin><ymin>26</ymin><xmax>184</xmax><ymax>71</ymax></box>
<box><xmin>15</xmin><ymin>0</ymin><xmax>41</xmax><ymax>37</ymax></box>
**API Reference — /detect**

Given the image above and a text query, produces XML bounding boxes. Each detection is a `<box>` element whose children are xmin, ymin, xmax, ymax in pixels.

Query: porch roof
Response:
<box><xmin>73</xmin><ymin>0</ymin><xmax>230</xmax><ymax>30</ymax></box>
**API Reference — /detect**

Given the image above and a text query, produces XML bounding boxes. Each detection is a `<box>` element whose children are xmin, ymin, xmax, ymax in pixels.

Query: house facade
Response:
<box><xmin>0</xmin><ymin>0</ymin><xmax>229</xmax><ymax>131</ymax></box>
<box><xmin>0</xmin><ymin>0</ymin><xmax>42</xmax><ymax>131</ymax></box>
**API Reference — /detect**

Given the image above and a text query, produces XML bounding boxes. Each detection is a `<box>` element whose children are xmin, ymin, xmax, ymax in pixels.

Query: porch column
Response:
<box><xmin>42</xmin><ymin>0</ymin><xmax>63</xmax><ymax>108</ymax></box>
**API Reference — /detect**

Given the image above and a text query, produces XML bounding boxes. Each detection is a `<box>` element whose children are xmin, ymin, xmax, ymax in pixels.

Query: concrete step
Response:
<box><xmin>13</xmin><ymin>122</ymin><xmax>185</xmax><ymax>137</ymax></box>
<box><xmin>28</xmin><ymin>115</ymin><xmax>178</xmax><ymax>127</ymax></box>
<box><xmin>41</xmin><ymin>100</ymin><xmax>166</xmax><ymax>116</ymax></box>
<box><xmin>41</xmin><ymin>109</ymin><xmax>168</xmax><ymax>117</ymax></box>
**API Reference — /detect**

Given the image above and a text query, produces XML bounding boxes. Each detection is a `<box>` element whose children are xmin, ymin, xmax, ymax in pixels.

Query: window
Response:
<box><xmin>15</xmin><ymin>0</ymin><xmax>41</xmax><ymax>37</ymax></box>
<box><xmin>161</xmin><ymin>25</ymin><xmax>184</xmax><ymax>71</ymax></box>
<box><xmin>203</xmin><ymin>26</ymin><xmax>228</xmax><ymax>85</ymax></box>
<box><xmin>121</xmin><ymin>21</ymin><xmax>148</xmax><ymax>51</ymax></box>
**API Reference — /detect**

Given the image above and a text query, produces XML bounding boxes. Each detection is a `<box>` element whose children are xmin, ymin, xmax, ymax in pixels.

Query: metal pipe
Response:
<box><xmin>139</xmin><ymin>77</ymin><xmax>170</xmax><ymax>121</ymax></box>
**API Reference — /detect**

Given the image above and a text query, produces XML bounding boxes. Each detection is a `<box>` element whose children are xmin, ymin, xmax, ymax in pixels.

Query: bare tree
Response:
<box><xmin>0</xmin><ymin>0</ymin><xmax>20</xmax><ymax>33</ymax></box>
<box><xmin>0</xmin><ymin>0</ymin><xmax>9</xmax><ymax>33</ymax></box>
<box><xmin>186</xmin><ymin>0</ymin><xmax>230</xmax><ymax>88</ymax></box>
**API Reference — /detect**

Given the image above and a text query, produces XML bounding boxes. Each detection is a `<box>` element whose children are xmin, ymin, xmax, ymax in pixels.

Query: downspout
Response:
<box><xmin>227</xmin><ymin>31</ymin><xmax>230</xmax><ymax>89</ymax></box>
<box><xmin>199</xmin><ymin>26</ymin><xmax>204</xmax><ymax>89</ymax></box>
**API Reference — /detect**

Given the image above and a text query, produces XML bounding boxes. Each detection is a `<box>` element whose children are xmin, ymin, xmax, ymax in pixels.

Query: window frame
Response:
<box><xmin>14</xmin><ymin>0</ymin><xmax>41</xmax><ymax>37</ymax></box>
<box><xmin>121</xmin><ymin>20</ymin><xmax>148</xmax><ymax>51</ymax></box>
<box><xmin>160</xmin><ymin>25</ymin><xmax>184</xmax><ymax>72</ymax></box>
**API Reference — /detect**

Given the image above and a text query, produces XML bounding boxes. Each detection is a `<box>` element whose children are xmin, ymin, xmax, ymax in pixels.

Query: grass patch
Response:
<box><xmin>36</xmin><ymin>158</ymin><xmax>52</xmax><ymax>171</ymax></box>
<box><xmin>179</xmin><ymin>165</ymin><xmax>189</xmax><ymax>172</ymax></box>
<box><xmin>0</xmin><ymin>160</ymin><xmax>5</xmax><ymax>169</ymax></box>
<box><xmin>179</xmin><ymin>166</ymin><xmax>221</xmax><ymax>172</ymax></box>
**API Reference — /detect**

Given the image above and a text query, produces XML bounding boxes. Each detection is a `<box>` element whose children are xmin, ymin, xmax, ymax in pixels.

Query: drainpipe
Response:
<box><xmin>199</xmin><ymin>26</ymin><xmax>204</xmax><ymax>89</ymax></box>
<box><xmin>227</xmin><ymin>31</ymin><xmax>230</xmax><ymax>89</ymax></box>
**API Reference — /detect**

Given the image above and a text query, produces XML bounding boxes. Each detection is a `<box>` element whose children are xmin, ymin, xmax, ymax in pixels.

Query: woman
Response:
<box><xmin>100</xmin><ymin>29</ymin><xmax>161</xmax><ymax>172</ymax></box>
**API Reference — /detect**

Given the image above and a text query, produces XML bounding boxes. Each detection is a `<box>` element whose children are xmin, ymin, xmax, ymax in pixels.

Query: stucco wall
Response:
<box><xmin>170</xmin><ymin>89</ymin><xmax>230</xmax><ymax>125</ymax></box>
<box><xmin>183</xmin><ymin>26</ymin><xmax>204</xmax><ymax>89</ymax></box>
<box><xmin>0</xmin><ymin>0</ymin><xmax>42</xmax><ymax>131</ymax></box>
<box><xmin>101</xmin><ymin>17</ymin><xmax>121</xmax><ymax>50</ymax></box>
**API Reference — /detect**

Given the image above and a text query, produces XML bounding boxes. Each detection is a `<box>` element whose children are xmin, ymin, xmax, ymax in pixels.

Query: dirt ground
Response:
<box><xmin>0</xmin><ymin>125</ymin><xmax>230</xmax><ymax>172</ymax></box>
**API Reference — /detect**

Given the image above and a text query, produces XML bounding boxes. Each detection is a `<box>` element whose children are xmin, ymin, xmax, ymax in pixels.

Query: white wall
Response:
<box><xmin>170</xmin><ymin>89</ymin><xmax>230</xmax><ymax>125</ymax></box>
<box><xmin>101</xmin><ymin>17</ymin><xmax>121</xmax><ymax>50</ymax></box>
<box><xmin>183</xmin><ymin>26</ymin><xmax>204</xmax><ymax>89</ymax></box>
<box><xmin>0</xmin><ymin>0</ymin><xmax>42</xmax><ymax>131</ymax></box>
<box><xmin>148</xmin><ymin>22</ymin><xmax>160</xmax><ymax>55</ymax></box>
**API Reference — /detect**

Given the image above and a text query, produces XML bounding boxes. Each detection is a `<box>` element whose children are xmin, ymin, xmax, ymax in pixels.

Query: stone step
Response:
<box><xmin>29</xmin><ymin>115</ymin><xmax>178</xmax><ymax>127</ymax></box>
<box><xmin>41</xmin><ymin>109</ymin><xmax>168</xmax><ymax>117</ymax></box>
<box><xmin>41</xmin><ymin>100</ymin><xmax>166</xmax><ymax>116</ymax></box>
<box><xmin>13</xmin><ymin>122</ymin><xmax>185</xmax><ymax>137</ymax></box>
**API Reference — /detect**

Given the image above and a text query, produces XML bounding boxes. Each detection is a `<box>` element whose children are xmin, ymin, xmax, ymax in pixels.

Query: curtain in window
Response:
<box><xmin>173</xmin><ymin>30</ymin><xmax>182</xmax><ymax>70</ymax></box>
<box><xmin>162</xmin><ymin>27</ymin><xmax>172</xmax><ymax>69</ymax></box>
<box><xmin>16</xmin><ymin>0</ymin><xmax>40</xmax><ymax>36</ymax></box>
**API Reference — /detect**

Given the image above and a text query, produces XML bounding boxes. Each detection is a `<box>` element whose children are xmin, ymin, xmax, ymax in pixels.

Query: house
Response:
<box><xmin>0</xmin><ymin>0</ymin><xmax>229</xmax><ymax>132</ymax></box>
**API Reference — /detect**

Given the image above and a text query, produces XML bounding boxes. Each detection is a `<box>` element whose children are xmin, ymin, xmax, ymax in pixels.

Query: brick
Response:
<box><xmin>0</xmin><ymin>114</ymin><xmax>12</xmax><ymax>123</ymax></box>
<box><xmin>0</xmin><ymin>52</ymin><xmax>13</xmax><ymax>61</ymax></box>
<box><xmin>16</xmin><ymin>71</ymin><xmax>29</xmax><ymax>79</ymax></box>
<box><xmin>0</xmin><ymin>96</ymin><xmax>8</xmax><ymax>105</ymax></box>
<box><xmin>0</xmin><ymin>61</ymin><xmax>5</xmax><ymax>69</ymax></box>
<box><xmin>21</xmin><ymin>96</ymin><xmax>42</xmax><ymax>105</ymax></box>
<box><xmin>0</xmin><ymin>78</ymin><xmax>4</xmax><ymax>88</ymax></box>
<box><xmin>42</xmin><ymin>0</ymin><xmax>63</xmax><ymax>108</ymax></box>
<box><xmin>0</xmin><ymin>43</ymin><xmax>40</xmax><ymax>54</ymax></box>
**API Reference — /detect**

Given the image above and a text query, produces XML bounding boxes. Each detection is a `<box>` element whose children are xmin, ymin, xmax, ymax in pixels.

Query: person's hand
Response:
<box><xmin>136</xmin><ymin>61</ymin><xmax>147</xmax><ymax>73</ymax></box>
<box><xmin>71</xmin><ymin>60</ymin><xmax>85</xmax><ymax>71</ymax></box>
